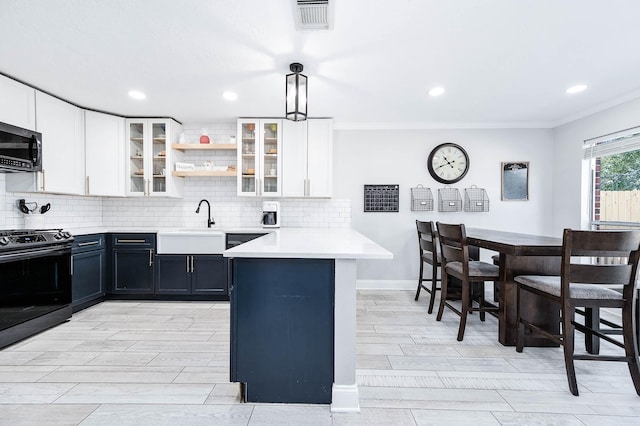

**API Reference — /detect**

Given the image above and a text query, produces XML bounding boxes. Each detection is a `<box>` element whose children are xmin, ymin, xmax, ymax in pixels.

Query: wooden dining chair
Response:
<box><xmin>514</xmin><ymin>228</ymin><xmax>640</xmax><ymax>396</ymax></box>
<box><xmin>435</xmin><ymin>222</ymin><xmax>500</xmax><ymax>341</ymax></box>
<box><xmin>414</xmin><ymin>220</ymin><xmax>441</xmax><ymax>314</ymax></box>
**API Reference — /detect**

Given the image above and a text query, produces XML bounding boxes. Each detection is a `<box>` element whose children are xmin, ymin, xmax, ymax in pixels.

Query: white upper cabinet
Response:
<box><xmin>126</xmin><ymin>119</ymin><xmax>183</xmax><ymax>197</ymax></box>
<box><xmin>6</xmin><ymin>91</ymin><xmax>85</xmax><ymax>194</ymax></box>
<box><xmin>237</xmin><ymin>119</ymin><xmax>282</xmax><ymax>197</ymax></box>
<box><xmin>0</xmin><ymin>74</ymin><xmax>36</xmax><ymax>130</ymax></box>
<box><xmin>282</xmin><ymin>119</ymin><xmax>333</xmax><ymax>198</ymax></box>
<box><xmin>85</xmin><ymin>111</ymin><xmax>125</xmax><ymax>196</ymax></box>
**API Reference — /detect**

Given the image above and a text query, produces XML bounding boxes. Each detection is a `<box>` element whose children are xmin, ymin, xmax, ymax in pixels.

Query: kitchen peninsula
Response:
<box><xmin>223</xmin><ymin>228</ymin><xmax>392</xmax><ymax>412</ymax></box>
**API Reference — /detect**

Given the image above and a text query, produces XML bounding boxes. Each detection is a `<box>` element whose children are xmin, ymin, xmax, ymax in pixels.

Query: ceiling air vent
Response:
<box><xmin>294</xmin><ymin>0</ymin><xmax>331</xmax><ymax>30</ymax></box>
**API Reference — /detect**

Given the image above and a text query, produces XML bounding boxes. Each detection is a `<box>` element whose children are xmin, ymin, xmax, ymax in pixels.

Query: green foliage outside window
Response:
<box><xmin>599</xmin><ymin>150</ymin><xmax>640</xmax><ymax>191</ymax></box>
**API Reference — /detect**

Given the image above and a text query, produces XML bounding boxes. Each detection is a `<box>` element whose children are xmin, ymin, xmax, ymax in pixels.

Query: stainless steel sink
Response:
<box><xmin>157</xmin><ymin>229</ymin><xmax>225</xmax><ymax>254</ymax></box>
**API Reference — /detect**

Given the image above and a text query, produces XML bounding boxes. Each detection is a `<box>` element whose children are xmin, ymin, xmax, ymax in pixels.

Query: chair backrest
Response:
<box><xmin>561</xmin><ymin>229</ymin><xmax>640</xmax><ymax>296</ymax></box>
<box><xmin>436</xmin><ymin>222</ymin><xmax>469</xmax><ymax>267</ymax></box>
<box><xmin>416</xmin><ymin>220</ymin><xmax>438</xmax><ymax>257</ymax></box>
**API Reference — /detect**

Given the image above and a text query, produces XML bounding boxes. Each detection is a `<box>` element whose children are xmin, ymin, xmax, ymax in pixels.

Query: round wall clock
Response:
<box><xmin>427</xmin><ymin>143</ymin><xmax>470</xmax><ymax>184</ymax></box>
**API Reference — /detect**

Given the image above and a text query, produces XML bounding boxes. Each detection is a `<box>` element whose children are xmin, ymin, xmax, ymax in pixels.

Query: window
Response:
<box><xmin>584</xmin><ymin>127</ymin><xmax>640</xmax><ymax>230</ymax></box>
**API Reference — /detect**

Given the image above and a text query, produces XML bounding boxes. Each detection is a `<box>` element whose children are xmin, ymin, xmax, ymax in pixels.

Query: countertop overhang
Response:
<box><xmin>223</xmin><ymin>228</ymin><xmax>393</xmax><ymax>260</ymax></box>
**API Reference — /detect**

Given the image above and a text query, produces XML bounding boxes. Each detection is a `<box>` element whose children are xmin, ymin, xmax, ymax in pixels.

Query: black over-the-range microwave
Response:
<box><xmin>0</xmin><ymin>121</ymin><xmax>42</xmax><ymax>172</ymax></box>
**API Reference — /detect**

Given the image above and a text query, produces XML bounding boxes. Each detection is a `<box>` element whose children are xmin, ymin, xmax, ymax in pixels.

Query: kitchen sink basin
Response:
<box><xmin>157</xmin><ymin>229</ymin><xmax>225</xmax><ymax>254</ymax></box>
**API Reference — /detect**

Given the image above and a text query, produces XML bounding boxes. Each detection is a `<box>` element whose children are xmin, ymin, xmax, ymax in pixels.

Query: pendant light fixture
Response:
<box><xmin>285</xmin><ymin>62</ymin><xmax>307</xmax><ymax>121</ymax></box>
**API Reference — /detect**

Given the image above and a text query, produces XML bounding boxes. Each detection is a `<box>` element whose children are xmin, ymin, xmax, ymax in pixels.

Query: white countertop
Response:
<box><xmin>223</xmin><ymin>228</ymin><xmax>393</xmax><ymax>260</ymax></box>
<box><xmin>67</xmin><ymin>226</ymin><xmax>271</xmax><ymax>236</ymax></box>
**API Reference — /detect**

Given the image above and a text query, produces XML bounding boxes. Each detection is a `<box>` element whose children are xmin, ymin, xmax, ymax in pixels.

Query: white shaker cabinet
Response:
<box><xmin>237</xmin><ymin>119</ymin><xmax>282</xmax><ymax>197</ymax></box>
<box><xmin>0</xmin><ymin>74</ymin><xmax>36</xmax><ymax>130</ymax></box>
<box><xmin>126</xmin><ymin>119</ymin><xmax>183</xmax><ymax>197</ymax></box>
<box><xmin>6</xmin><ymin>91</ymin><xmax>85</xmax><ymax>194</ymax></box>
<box><xmin>85</xmin><ymin>111</ymin><xmax>125</xmax><ymax>196</ymax></box>
<box><xmin>282</xmin><ymin>119</ymin><xmax>333</xmax><ymax>198</ymax></box>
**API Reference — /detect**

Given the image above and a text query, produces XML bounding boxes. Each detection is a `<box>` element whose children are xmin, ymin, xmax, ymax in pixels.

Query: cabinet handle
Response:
<box><xmin>70</xmin><ymin>255</ymin><xmax>73</xmax><ymax>274</ymax></box>
<box><xmin>191</xmin><ymin>256</ymin><xmax>195</xmax><ymax>273</ymax></box>
<box><xmin>86</xmin><ymin>176</ymin><xmax>90</xmax><ymax>194</ymax></box>
<box><xmin>116</xmin><ymin>239</ymin><xmax>146</xmax><ymax>244</ymax></box>
<box><xmin>40</xmin><ymin>169</ymin><xmax>46</xmax><ymax>191</ymax></box>
<box><xmin>186</xmin><ymin>256</ymin><xmax>190</xmax><ymax>273</ymax></box>
<box><xmin>304</xmin><ymin>179</ymin><xmax>310</xmax><ymax>197</ymax></box>
<box><xmin>148</xmin><ymin>249</ymin><xmax>154</xmax><ymax>266</ymax></box>
<box><xmin>78</xmin><ymin>241</ymin><xmax>100</xmax><ymax>247</ymax></box>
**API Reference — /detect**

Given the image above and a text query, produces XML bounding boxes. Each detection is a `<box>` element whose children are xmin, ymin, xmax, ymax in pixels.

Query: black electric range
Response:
<box><xmin>0</xmin><ymin>228</ymin><xmax>74</xmax><ymax>349</ymax></box>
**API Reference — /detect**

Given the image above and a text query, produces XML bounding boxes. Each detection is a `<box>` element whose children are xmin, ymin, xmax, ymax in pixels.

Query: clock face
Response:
<box><xmin>427</xmin><ymin>143</ymin><xmax>469</xmax><ymax>184</ymax></box>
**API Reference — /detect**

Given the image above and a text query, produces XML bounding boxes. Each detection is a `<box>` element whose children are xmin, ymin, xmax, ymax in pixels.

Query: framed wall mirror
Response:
<box><xmin>501</xmin><ymin>162</ymin><xmax>529</xmax><ymax>201</ymax></box>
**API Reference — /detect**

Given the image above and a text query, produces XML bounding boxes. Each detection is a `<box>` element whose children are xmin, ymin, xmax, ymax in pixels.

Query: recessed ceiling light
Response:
<box><xmin>128</xmin><ymin>90</ymin><xmax>146</xmax><ymax>100</ymax></box>
<box><xmin>566</xmin><ymin>84</ymin><xmax>587</xmax><ymax>94</ymax></box>
<box><xmin>428</xmin><ymin>87</ymin><xmax>445</xmax><ymax>97</ymax></box>
<box><xmin>223</xmin><ymin>91</ymin><xmax>238</xmax><ymax>101</ymax></box>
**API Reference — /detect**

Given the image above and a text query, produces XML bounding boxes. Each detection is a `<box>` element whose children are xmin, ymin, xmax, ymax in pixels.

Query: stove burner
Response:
<box><xmin>0</xmin><ymin>228</ymin><xmax>73</xmax><ymax>252</ymax></box>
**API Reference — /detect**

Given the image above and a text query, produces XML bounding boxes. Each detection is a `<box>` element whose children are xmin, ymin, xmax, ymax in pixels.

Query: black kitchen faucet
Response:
<box><xmin>195</xmin><ymin>199</ymin><xmax>215</xmax><ymax>228</ymax></box>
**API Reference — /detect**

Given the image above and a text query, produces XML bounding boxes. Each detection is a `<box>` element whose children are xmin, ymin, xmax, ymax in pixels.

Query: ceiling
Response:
<box><xmin>2</xmin><ymin>0</ymin><xmax>640</xmax><ymax>128</ymax></box>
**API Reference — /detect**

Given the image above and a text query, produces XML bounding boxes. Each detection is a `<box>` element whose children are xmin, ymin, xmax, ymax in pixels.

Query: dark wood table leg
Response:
<box><xmin>498</xmin><ymin>253</ymin><xmax>561</xmax><ymax>347</ymax></box>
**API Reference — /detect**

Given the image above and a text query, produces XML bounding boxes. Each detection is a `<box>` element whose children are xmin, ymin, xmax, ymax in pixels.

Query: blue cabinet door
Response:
<box><xmin>72</xmin><ymin>250</ymin><xmax>105</xmax><ymax>305</ymax></box>
<box><xmin>155</xmin><ymin>255</ymin><xmax>190</xmax><ymax>294</ymax></box>
<box><xmin>192</xmin><ymin>255</ymin><xmax>227</xmax><ymax>295</ymax></box>
<box><xmin>113</xmin><ymin>249</ymin><xmax>154</xmax><ymax>293</ymax></box>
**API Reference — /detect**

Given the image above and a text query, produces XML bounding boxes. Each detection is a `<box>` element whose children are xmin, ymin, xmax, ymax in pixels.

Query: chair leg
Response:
<box><xmin>457</xmin><ymin>280</ymin><xmax>470</xmax><ymax>341</ymax></box>
<box><xmin>427</xmin><ymin>264</ymin><xmax>437</xmax><ymax>314</ymax></box>
<box><xmin>478</xmin><ymin>283</ymin><xmax>486</xmax><ymax>322</ymax></box>
<box><xmin>621</xmin><ymin>301</ymin><xmax>640</xmax><ymax>396</ymax></box>
<box><xmin>414</xmin><ymin>260</ymin><xmax>424</xmax><ymax>301</ymax></box>
<box><xmin>584</xmin><ymin>307</ymin><xmax>600</xmax><ymax>355</ymax></box>
<box><xmin>436</xmin><ymin>271</ymin><xmax>449</xmax><ymax>322</ymax></box>
<box><xmin>515</xmin><ymin>283</ymin><xmax>524</xmax><ymax>353</ymax></box>
<box><xmin>562</xmin><ymin>304</ymin><xmax>579</xmax><ymax>396</ymax></box>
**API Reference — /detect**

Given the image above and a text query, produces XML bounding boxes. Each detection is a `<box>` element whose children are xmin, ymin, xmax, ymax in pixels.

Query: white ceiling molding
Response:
<box><xmin>333</xmin><ymin>121</ymin><xmax>555</xmax><ymax>131</ymax></box>
<box><xmin>551</xmin><ymin>89</ymin><xmax>640</xmax><ymax>128</ymax></box>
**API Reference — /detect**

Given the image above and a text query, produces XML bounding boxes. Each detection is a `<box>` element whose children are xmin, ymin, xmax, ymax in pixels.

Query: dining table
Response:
<box><xmin>465</xmin><ymin>227</ymin><xmax>563</xmax><ymax>347</ymax></box>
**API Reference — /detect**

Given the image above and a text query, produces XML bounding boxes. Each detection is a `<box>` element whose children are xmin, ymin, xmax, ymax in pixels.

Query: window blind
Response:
<box><xmin>583</xmin><ymin>126</ymin><xmax>640</xmax><ymax>159</ymax></box>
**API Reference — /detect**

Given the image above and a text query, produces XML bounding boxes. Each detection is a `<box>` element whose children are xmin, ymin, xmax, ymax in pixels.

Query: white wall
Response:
<box><xmin>333</xmin><ymin>128</ymin><xmax>555</xmax><ymax>285</ymax></box>
<box><xmin>552</xmin><ymin>97</ymin><xmax>640</xmax><ymax>234</ymax></box>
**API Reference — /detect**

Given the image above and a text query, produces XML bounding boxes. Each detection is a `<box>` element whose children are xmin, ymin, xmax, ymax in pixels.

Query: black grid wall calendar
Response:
<box><xmin>364</xmin><ymin>184</ymin><xmax>399</xmax><ymax>212</ymax></box>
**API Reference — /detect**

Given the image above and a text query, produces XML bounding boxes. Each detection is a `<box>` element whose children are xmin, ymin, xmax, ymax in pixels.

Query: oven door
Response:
<box><xmin>0</xmin><ymin>245</ymin><xmax>72</xmax><ymax>333</ymax></box>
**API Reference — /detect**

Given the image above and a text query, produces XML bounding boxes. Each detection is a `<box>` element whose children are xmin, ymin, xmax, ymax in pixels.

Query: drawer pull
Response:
<box><xmin>78</xmin><ymin>241</ymin><xmax>100</xmax><ymax>247</ymax></box>
<box><xmin>117</xmin><ymin>239</ymin><xmax>146</xmax><ymax>244</ymax></box>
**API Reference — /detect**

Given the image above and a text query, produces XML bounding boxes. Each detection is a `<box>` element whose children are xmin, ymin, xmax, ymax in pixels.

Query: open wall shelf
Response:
<box><xmin>172</xmin><ymin>170</ymin><xmax>237</xmax><ymax>177</ymax></box>
<box><xmin>171</xmin><ymin>143</ymin><xmax>237</xmax><ymax>151</ymax></box>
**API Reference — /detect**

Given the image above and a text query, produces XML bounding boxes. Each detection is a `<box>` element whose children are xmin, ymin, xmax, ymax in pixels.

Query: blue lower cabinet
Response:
<box><xmin>71</xmin><ymin>234</ymin><xmax>106</xmax><ymax>309</ymax></box>
<box><xmin>230</xmin><ymin>258</ymin><xmax>334</xmax><ymax>404</ymax></box>
<box><xmin>111</xmin><ymin>234</ymin><xmax>155</xmax><ymax>295</ymax></box>
<box><xmin>156</xmin><ymin>254</ymin><xmax>227</xmax><ymax>296</ymax></box>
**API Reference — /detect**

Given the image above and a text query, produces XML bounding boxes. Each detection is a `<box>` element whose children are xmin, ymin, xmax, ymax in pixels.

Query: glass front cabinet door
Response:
<box><xmin>126</xmin><ymin>119</ymin><xmax>183</xmax><ymax>197</ymax></box>
<box><xmin>237</xmin><ymin>119</ymin><xmax>282</xmax><ymax>197</ymax></box>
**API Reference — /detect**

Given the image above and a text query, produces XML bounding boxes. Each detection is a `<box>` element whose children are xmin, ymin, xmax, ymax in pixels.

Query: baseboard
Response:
<box><xmin>356</xmin><ymin>280</ymin><xmax>415</xmax><ymax>290</ymax></box>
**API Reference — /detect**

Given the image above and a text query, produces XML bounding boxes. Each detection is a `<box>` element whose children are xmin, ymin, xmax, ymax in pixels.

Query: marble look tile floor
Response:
<box><xmin>1</xmin><ymin>290</ymin><xmax>639</xmax><ymax>425</ymax></box>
